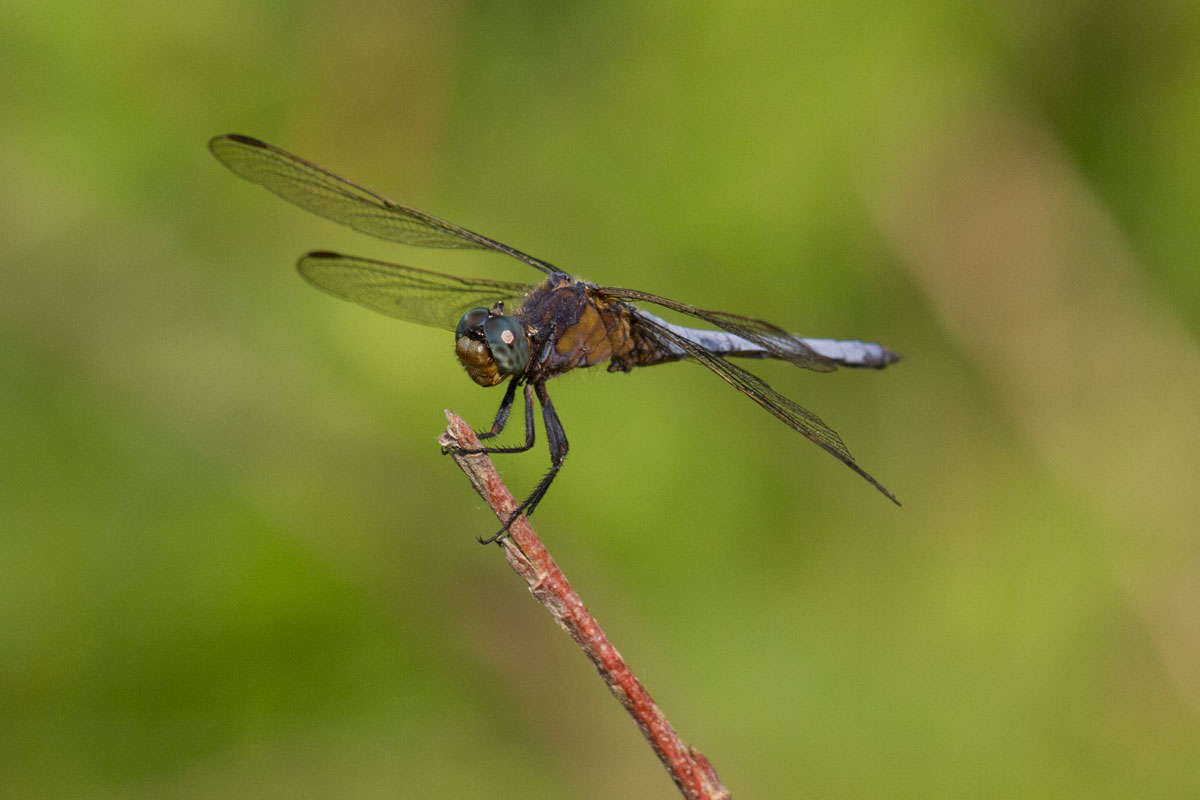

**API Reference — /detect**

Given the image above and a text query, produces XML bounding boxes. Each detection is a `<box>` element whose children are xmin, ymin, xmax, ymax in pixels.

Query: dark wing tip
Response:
<box><xmin>296</xmin><ymin>251</ymin><xmax>342</xmax><ymax>278</ymax></box>
<box><xmin>212</xmin><ymin>133</ymin><xmax>267</xmax><ymax>147</ymax></box>
<box><xmin>208</xmin><ymin>133</ymin><xmax>270</xmax><ymax>159</ymax></box>
<box><xmin>843</xmin><ymin>451</ymin><xmax>901</xmax><ymax>506</ymax></box>
<box><xmin>861</xmin><ymin>466</ymin><xmax>901</xmax><ymax>506</ymax></box>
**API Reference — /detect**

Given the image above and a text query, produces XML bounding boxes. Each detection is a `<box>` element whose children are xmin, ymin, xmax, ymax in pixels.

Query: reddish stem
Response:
<box><xmin>439</xmin><ymin>410</ymin><xmax>730</xmax><ymax>800</ymax></box>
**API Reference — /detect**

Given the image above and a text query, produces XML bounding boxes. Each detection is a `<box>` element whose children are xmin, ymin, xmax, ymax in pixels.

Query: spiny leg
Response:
<box><xmin>456</xmin><ymin>381</ymin><xmax>536</xmax><ymax>456</ymax></box>
<box><xmin>479</xmin><ymin>382</ymin><xmax>569</xmax><ymax>544</ymax></box>
<box><xmin>476</xmin><ymin>377</ymin><xmax>520</xmax><ymax>441</ymax></box>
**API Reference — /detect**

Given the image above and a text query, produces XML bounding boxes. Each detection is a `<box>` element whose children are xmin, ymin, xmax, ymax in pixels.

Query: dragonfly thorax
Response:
<box><xmin>455</xmin><ymin>306</ymin><xmax>531</xmax><ymax>387</ymax></box>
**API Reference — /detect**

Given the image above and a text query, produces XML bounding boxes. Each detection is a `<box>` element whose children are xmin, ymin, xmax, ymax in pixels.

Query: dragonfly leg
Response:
<box><xmin>456</xmin><ymin>381</ymin><xmax>536</xmax><ymax>456</ymax></box>
<box><xmin>476</xmin><ymin>377</ymin><xmax>518</xmax><ymax>440</ymax></box>
<box><xmin>479</xmin><ymin>382</ymin><xmax>568</xmax><ymax>544</ymax></box>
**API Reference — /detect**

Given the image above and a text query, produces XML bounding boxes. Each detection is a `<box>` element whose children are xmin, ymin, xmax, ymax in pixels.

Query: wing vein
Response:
<box><xmin>631</xmin><ymin>311</ymin><xmax>899</xmax><ymax>504</ymax></box>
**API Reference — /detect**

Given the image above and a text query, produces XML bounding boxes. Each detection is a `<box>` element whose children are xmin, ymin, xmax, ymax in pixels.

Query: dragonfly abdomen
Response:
<box><xmin>633</xmin><ymin>310</ymin><xmax>900</xmax><ymax>369</ymax></box>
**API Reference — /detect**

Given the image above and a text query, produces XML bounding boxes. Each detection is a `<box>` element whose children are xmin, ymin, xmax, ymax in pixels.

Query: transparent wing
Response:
<box><xmin>600</xmin><ymin>286</ymin><xmax>837</xmax><ymax>373</ymax></box>
<box><xmin>210</xmin><ymin>134</ymin><xmax>557</xmax><ymax>275</ymax></box>
<box><xmin>632</xmin><ymin>312</ymin><xmax>899</xmax><ymax>504</ymax></box>
<box><xmin>297</xmin><ymin>251</ymin><xmax>536</xmax><ymax>331</ymax></box>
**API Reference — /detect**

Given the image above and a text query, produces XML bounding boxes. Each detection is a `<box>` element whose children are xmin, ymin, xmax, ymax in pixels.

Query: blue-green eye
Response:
<box><xmin>483</xmin><ymin>315</ymin><xmax>530</xmax><ymax>375</ymax></box>
<box><xmin>456</xmin><ymin>307</ymin><xmax>490</xmax><ymax>340</ymax></box>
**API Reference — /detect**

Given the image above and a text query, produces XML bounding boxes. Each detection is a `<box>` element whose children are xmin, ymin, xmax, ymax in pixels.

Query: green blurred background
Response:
<box><xmin>3</xmin><ymin>0</ymin><xmax>1199</xmax><ymax>796</ymax></box>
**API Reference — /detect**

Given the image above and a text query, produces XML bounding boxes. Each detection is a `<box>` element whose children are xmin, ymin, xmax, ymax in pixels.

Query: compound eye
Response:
<box><xmin>483</xmin><ymin>315</ymin><xmax>530</xmax><ymax>375</ymax></box>
<box><xmin>456</xmin><ymin>307</ymin><xmax>490</xmax><ymax>339</ymax></box>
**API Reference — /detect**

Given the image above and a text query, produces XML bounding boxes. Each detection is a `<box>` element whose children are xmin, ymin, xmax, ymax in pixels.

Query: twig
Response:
<box><xmin>439</xmin><ymin>410</ymin><xmax>731</xmax><ymax>800</ymax></box>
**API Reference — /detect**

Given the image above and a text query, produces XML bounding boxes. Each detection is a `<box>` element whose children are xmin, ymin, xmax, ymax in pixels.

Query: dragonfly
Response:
<box><xmin>209</xmin><ymin>133</ymin><xmax>901</xmax><ymax>541</ymax></box>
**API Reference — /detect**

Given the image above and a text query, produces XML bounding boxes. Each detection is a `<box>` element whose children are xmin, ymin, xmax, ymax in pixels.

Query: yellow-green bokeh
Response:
<box><xmin>3</xmin><ymin>1</ymin><xmax>1198</xmax><ymax>797</ymax></box>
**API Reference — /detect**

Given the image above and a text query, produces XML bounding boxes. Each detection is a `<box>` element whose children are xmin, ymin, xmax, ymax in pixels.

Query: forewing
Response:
<box><xmin>599</xmin><ymin>287</ymin><xmax>837</xmax><ymax>373</ymax></box>
<box><xmin>297</xmin><ymin>251</ymin><xmax>536</xmax><ymax>331</ymax></box>
<box><xmin>633</xmin><ymin>313</ymin><xmax>899</xmax><ymax>504</ymax></box>
<box><xmin>209</xmin><ymin>134</ymin><xmax>556</xmax><ymax>275</ymax></box>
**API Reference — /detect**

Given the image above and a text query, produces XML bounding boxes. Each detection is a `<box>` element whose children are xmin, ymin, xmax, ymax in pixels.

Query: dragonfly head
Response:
<box><xmin>455</xmin><ymin>306</ymin><xmax>531</xmax><ymax>387</ymax></box>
